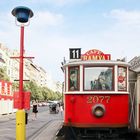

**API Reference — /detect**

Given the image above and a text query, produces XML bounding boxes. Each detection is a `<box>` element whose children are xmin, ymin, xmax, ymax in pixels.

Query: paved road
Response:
<box><xmin>0</xmin><ymin>106</ymin><xmax>63</xmax><ymax>140</ymax></box>
<box><xmin>1</xmin><ymin>108</ymin><xmax>139</xmax><ymax>140</ymax></box>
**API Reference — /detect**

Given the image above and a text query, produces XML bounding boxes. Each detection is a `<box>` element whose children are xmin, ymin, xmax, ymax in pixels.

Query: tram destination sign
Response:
<box><xmin>81</xmin><ymin>49</ymin><xmax>111</xmax><ymax>61</ymax></box>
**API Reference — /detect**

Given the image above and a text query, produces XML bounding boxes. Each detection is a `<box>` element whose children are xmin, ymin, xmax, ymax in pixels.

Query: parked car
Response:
<box><xmin>47</xmin><ymin>101</ymin><xmax>55</xmax><ymax>106</ymax></box>
<box><xmin>38</xmin><ymin>103</ymin><xmax>42</xmax><ymax>107</ymax></box>
<box><xmin>42</xmin><ymin>102</ymin><xmax>47</xmax><ymax>106</ymax></box>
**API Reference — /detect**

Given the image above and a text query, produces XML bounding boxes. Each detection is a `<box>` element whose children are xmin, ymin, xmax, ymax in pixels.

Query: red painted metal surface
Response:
<box><xmin>12</xmin><ymin>26</ymin><xmax>34</xmax><ymax>109</ymax></box>
<box><xmin>64</xmin><ymin>94</ymin><xmax>129</xmax><ymax>127</ymax></box>
<box><xmin>24</xmin><ymin>92</ymin><xmax>31</xmax><ymax>110</ymax></box>
<box><xmin>13</xmin><ymin>92</ymin><xmax>20</xmax><ymax>109</ymax></box>
<box><xmin>19</xmin><ymin>26</ymin><xmax>24</xmax><ymax>109</ymax></box>
<box><xmin>13</xmin><ymin>91</ymin><xmax>31</xmax><ymax>109</ymax></box>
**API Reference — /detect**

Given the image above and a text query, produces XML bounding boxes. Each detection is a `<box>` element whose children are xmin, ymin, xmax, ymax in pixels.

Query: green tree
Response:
<box><xmin>0</xmin><ymin>67</ymin><xmax>10</xmax><ymax>81</ymax></box>
<box><xmin>0</xmin><ymin>67</ymin><xmax>62</xmax><ymax>101</ymax></box>
<box><xmin>12</xmin><ymin>82</ymin><xmax>19</xmax><ymax>92</ymax></box>
<box><xmin>23</xmin><ymin>80</ymin><xmax>62</xmax><ymax>101</ymax></box>
<box><xmin>24</xmin><ymin>81</ymin><xmax>39</xmax><ymax>100</ymax></box>
<box><xmin>41</xmin><ymin>87</ymin><xmax>48</xmax><ymax>101</ymax></box>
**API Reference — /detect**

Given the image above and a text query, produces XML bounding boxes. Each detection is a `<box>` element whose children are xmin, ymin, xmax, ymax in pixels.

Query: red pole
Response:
<box><xmin>19</xmin><ymin>26</ymin><xmax>24</xmax><ymax>109</ymax></box>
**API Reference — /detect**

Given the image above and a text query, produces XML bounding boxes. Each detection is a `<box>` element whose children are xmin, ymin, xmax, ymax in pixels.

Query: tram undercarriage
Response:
<box><xmin>56</xmin><ymin>126</ymin><xmax>138</xmax><ymax>140</ymax></box>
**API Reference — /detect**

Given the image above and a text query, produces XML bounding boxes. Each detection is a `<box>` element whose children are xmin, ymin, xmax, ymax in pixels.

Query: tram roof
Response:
<box><xmin>63</xmin><ymin>59</ymin><xmax>130</xmax><ymax>67</ymax></box>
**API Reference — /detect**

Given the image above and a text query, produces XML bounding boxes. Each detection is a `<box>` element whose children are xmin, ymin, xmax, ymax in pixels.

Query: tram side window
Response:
<box><xmin>69</xmin><ymin>67</ymin><xmax>79</xmax><ymax>91</ymax></box>
<box><xmin>84</xmin><ymin>67</ymin><xmax>113</xmax><ymax>91</ymax></box>
<box><xmin>118</xmin><ymin>67</ymin><xmax>127</xmax><ymax>91</ymax></box>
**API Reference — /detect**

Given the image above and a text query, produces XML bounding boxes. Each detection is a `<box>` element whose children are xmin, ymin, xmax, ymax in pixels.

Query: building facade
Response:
<box><xmin>129</xmin><ymin>56</ymin><xmax>140</xmax><ymax>131</ymax></box>
<box><xmin>0</xmin><ymin>43</ymin><xmax>47</xmax><ymax>88</ymax></box>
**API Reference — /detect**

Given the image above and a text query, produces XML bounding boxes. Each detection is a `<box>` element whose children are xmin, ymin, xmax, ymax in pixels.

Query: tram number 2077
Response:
<box><xmin>87</xmin><ymin>96</ymin><xmax>110</xmax><ymax>104</ymax></box>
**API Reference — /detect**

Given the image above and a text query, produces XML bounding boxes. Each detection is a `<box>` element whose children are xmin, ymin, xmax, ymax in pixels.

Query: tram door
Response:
<box><xmin>129</xmin><ymin>70</ymin><xmax>137</xmax><ymax>131</ymax></box>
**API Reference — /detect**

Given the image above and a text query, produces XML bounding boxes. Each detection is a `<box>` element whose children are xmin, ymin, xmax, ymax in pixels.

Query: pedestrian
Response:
<box><xmin>56</xmin><ymin>103</ymin><xmax>60</xmax><ymax>114</ymax></box>
<box><xmin>60</xmin><ymin>104</ymin><xmax>63</xmax><ymax>118</ymax></box>
<box><xmin>32</xmin><ymin>100</ymin><xmax>38</xmax><ymax>120</ymax></box>
<box><xmin>25</xmin><ymin>109</ymin><xmax>29</xmax><ymax>124</ymax></box>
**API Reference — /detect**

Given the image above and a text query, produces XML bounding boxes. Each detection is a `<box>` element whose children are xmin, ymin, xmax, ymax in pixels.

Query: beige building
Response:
<box><xmin>0</xmin><ymin>44</ymin><xmax>6</xmax><ymax>68</ymax></box>
<box><xmin>0</xmin><ymin>44</ymin><xmax>12</xmax><ymax>79</ymax></box>
<box><xmin>38</xmin><ymin>67</ymin><xmax>47</xmax><ymax>87</ymax></box>
<box><xmin>129</xmin><ymin>56</ymin><xmax>140</xmax><ymax>72</ymax></box>
<box><xmin>0</xmin><ymin>43</ymin><xmax>47</xmax><ymax>88</ymax></box>
<box><xmin>0</xmin><ymin>43</ymin><xmax>63</xmax><ymax>94</ymax></box>
<box><xmin>0</xmin><ymin>43</ymin><xmax>61</xmax><ymax>116</ymax></box>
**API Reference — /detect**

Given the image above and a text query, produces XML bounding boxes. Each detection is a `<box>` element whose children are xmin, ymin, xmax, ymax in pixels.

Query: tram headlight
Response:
<box><xmin>92</xmin><ymin>104</ymin><xmax>105</xmax><ymax>118</ymax></box>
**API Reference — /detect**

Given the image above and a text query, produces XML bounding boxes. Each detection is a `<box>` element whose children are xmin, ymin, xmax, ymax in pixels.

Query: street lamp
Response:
<box><xmin>11</xmin><ymin>6</ymin><xmax>33</xmax><ymax>140</ymax></box>
<box><xmin>12</xmin><ymin>6</ymin><xmax>33</xmax><ymax>23</ymax></box>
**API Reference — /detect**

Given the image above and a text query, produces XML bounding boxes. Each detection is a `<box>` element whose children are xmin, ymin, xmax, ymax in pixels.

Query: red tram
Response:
<box><xmin>61</xmin><ymin>48</ymin><xmax>132</xmax><ymax>139</ymax></box>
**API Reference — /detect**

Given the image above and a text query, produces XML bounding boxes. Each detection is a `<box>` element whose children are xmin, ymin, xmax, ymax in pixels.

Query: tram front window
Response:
<box><xmin>84</xmin><ymin>67</ymin><xmax>113</xmax><ymax>91</ymax></box>
<box><xmin>69</xmin><ymin>67</ymin><xmax>79</xmax><ymax>91</ymax></box>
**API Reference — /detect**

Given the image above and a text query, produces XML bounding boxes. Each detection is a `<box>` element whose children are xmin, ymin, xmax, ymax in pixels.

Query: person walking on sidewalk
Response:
<box><xmin>32</xmin><ymin>100</ymin><xmax>38</xmax><ymax>120</ymax></box>
<box><xmin>60</xmin><ymin>104</ymin><xmax>63</xmax><ymax>118</ymax></box>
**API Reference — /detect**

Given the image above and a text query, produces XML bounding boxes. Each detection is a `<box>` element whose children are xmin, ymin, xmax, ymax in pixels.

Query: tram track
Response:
<box><xmin>27</xmin><ymin>119</ymin><xmax>53</xmax><ymax>140</ymax></box>
<box><xmin>27</xmin><ymin>119</ymin><xmax>62</xmax><ymax>140</ymax></box>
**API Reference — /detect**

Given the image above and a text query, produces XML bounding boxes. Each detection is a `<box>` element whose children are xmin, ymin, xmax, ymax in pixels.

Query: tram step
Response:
<box><xmin>78</xmin><ymin>135</ymin><xmax>126</xmax><ymax>140</ymax></box>
<box><xmin>78</xmin><ymin>134</ymin><xmax>126</xmax><ymax>140</ymax></box>
<box><xmin>78</xmin><ymin>134</ymin><xmax>138</xmax><ymax>140</ymax></box>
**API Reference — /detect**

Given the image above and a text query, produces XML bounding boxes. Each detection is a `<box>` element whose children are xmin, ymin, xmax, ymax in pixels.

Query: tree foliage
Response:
<box><xmin>0</xmin><ymin>67</ymin><xmax>10</xmax><ymax>81</ymax></box>
<box><xmin>23</xmin><ymin>81</ymin><xmax>62</xmax><ymax>101</ymax></box>
<box><xmin>0</xmin><ymin>67</ymin><xmax>62</xmax><ymax>101</ymax></box>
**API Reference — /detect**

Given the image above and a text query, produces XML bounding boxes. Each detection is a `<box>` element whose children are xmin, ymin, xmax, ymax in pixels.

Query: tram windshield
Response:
<box><xmin>84</xmin><ymin>67</ymin><xmax>113</xmax><ymax>91</ymax></box>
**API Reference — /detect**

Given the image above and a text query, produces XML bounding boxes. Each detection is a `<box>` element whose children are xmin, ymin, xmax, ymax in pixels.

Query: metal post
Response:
<box><xmin>16</xmin><ymin>26</ymin><xmax>25</xmax><ymax>140</ymax></box>
<box><xmin>11</xmin><ymin>6</ymin><xmax>34</xmax><ymax>140</ymax></box>
<box><xmin>19</xmin><ymin>26</ymin><xmax>24</xmax><ymax>109</ymax></box>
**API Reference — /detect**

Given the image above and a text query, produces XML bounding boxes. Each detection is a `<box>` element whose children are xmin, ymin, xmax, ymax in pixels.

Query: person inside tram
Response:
<box><xmin>70</xmin><ymin>71</ymin><xmax>77</xmax><ymax>90</ymax></box>
<box><xmin>90</xmin><ymin>81</ymin><xmax>94</xmax><ymax>90</ymax></box>
<box><xmin>92</xmin><ymin>79</ymin><xmax>99</xmax><ymax>90</ymax></box>
<box><xmin>101</xmin><ymin>83</ymin><xmax>110</xmax><ymax>90</ymax></box>
<box><xmin>98</xmin><ymin>76</ymin><xmax>110</xmax><ymax>90</ymax></box>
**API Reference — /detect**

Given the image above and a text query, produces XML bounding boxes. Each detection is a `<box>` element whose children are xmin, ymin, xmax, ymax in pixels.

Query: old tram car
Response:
<box><xmin>62</xmin><ymin>49</ymin><xmax>132</xmax><ymax>139</ymax></box>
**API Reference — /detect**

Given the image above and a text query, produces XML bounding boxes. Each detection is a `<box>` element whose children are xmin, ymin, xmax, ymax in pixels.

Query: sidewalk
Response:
<box><xmin>0</xmin><ymin>113</ymin><xmax>16</xmax><ymax>122</ymax></box>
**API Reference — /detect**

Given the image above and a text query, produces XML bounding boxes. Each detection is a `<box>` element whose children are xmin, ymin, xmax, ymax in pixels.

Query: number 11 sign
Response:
<box><xmin>69</xmin><ymin>48</ymin><xmax>81</xmax><ymax>59</ymax></box>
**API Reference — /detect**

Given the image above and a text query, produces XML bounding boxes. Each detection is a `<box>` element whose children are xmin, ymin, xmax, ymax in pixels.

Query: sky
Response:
<box><xmin>1</xmin><ymin>0</ymin><xmax>140</xmax><ymax>82</ymax></box>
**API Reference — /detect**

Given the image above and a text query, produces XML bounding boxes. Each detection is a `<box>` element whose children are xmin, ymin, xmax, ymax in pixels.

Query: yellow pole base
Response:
<box><xmin>16</xmin><ymin>109</ymin><xmax>26</xmax><ymax>140</ymax></box>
